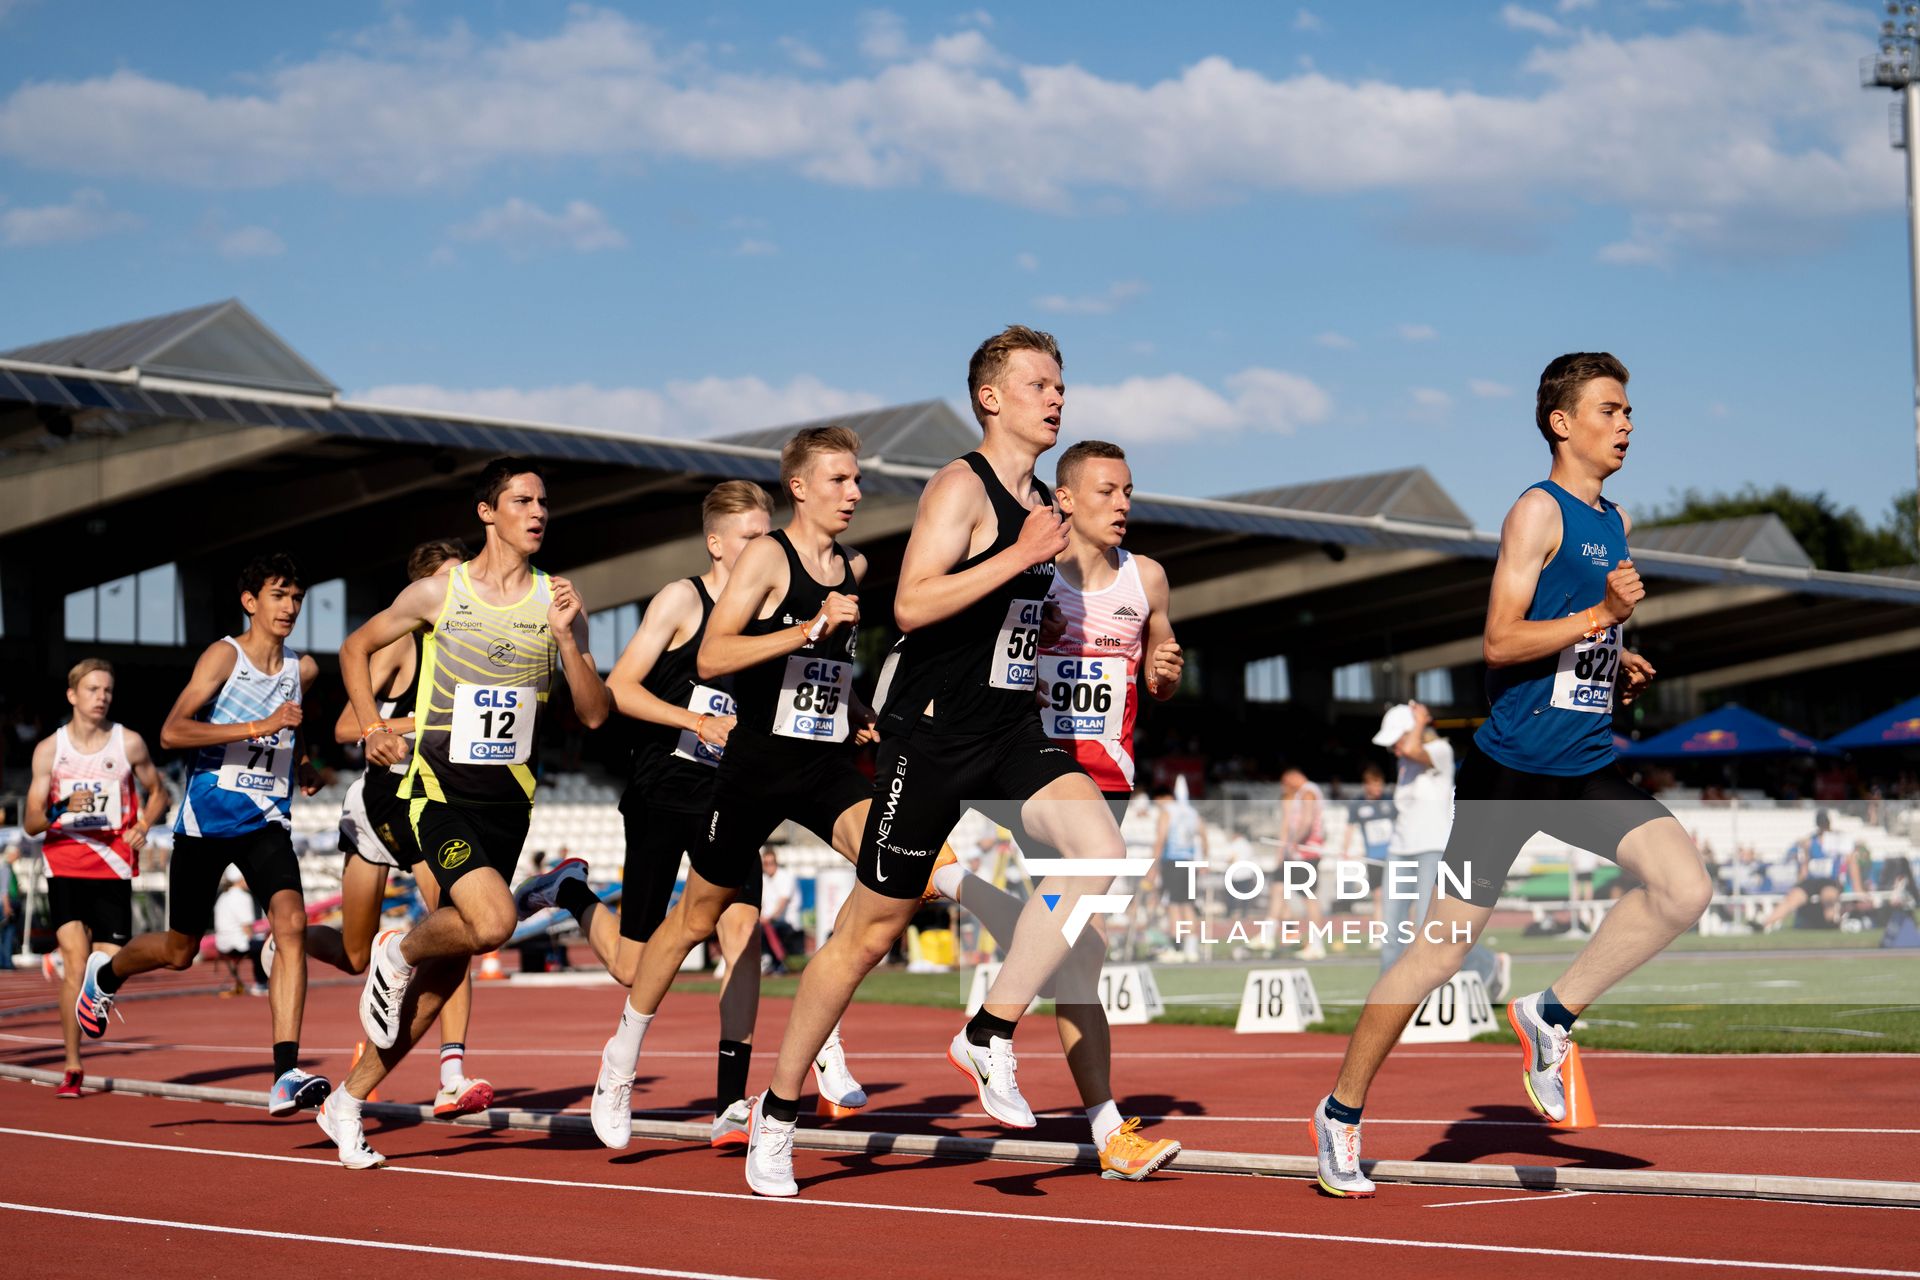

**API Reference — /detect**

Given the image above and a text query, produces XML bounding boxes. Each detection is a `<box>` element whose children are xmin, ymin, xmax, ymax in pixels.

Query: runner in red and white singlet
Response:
<box><xmin>1041</xmin><ymin>544</ymin><xmax>1150</xmax><ymax>792</ymax></box>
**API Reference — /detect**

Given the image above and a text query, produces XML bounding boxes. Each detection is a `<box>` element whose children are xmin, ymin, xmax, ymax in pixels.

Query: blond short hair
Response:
<box><xmin>778</xmin><ymin>427</ymin><xmax>862</xmax><ymax>496</ymax></box>
<box><xmin>967</xmin><ymin>324</ymin><xmax>1063</xmax><ymax>426</ymax></box>
<box><xmin>68</xmin><ymin>658</ymin><xmax>114</xmax><ymax>691</ymax></box>
<box><xmin>702</xmin><ymin>480</ymin><xmax>776</xmax><ymax>535</ymax></box>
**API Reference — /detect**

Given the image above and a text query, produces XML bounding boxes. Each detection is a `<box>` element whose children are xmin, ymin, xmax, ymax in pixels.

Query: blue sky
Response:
<box><xmin>0</xmin><ymin>0</ymin><xmax>1914</xmax><ymax>531</ymax></box>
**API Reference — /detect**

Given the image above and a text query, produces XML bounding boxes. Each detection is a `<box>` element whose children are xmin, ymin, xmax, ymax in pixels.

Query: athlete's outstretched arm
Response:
<box><xmin>160</xmin><ymin>642</ymin><xmax>283</xmax><ymax>751</ymax></box>
<box><xmin>1482</xmin><ymin>489</ymin><xmax>1643</xmax><ymax>668</ymax></box>
<box><xmin>332</xmin><ymin>635</ymin><xmax>412</xmax><ymax>745</ymax></box>
<box><xmin>20</xmin><ymin>736</ymin><xmax>57</xmax><ymax>837</ymax></box>
<box><xmin>608</xmin><ymin>581</ymin><xmax>731</xmax><ymax>746</ymax></box>
<box><xmin>698</xmin><ymin>536</ymin><xmax>855</xmax><ymax>678</ymax></box>
<box><xmin>1136</xmin><ymin>554</ymin><xmax>1182</xmax><ymax>701</ymax></box>
<box><xmin>548</xmin><ymin>575</ymin><xmax>610</xmax><ymax>729</ymax></box>
<box><xmin>892</xmin><ymin>463</ymin><xmax>1067</xmax><ymax>633</ymax></box>
<box><xmin>341</xmin><ymin>574</ymin><xmax>447</xmax><ymax>765</ymax></box>
<box><xmin>122</xmin><ymin>730</ymin><xmax>171</xmax><ymax>850</ymax></box>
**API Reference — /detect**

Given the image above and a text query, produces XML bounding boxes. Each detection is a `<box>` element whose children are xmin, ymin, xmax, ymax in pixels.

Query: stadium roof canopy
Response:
<box><xmin>2</xmin><ymin>299</ymin><xmax>1916</xmax><ymax>715</ymax></box>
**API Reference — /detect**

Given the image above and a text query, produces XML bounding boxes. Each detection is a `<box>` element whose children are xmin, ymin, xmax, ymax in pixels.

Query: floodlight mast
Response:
<box><xmin>1866</xmin><ymin>1</ymin><xmax>1920</xmax><ymax>528</ymax></box>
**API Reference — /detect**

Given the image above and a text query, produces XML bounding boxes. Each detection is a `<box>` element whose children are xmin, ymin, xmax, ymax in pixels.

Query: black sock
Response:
<box><xmin>273</xmin><ymin>1041</ymin><xmax>299</xmax><ymax>1077</ymax></box>
<box><xmin>96</xmin><ymin>958</ymin><xmax>125</xmax><ymax>995</ymax></box>
<box><xmin>965</xmin><ymin>1009</ymin><xmax>1019</xmax><ymax>1048</ymax></box>
<box><xmin>1323</xmin><ymin>1094</ymin><xmax>1363</xmax><ymax>1126</ymax></box>
<box><xmin>1538</xmin><ymin>987</ymin><xmax>1578</xmax><ymax>1033</ymax></box>
<box><xmin>763</xmin><ymin>1089</ymin><xmax>800</xmax><ymax>1124</ymax></box>
<box><xmin>716</xmin><ymin>1040</ymin><xmax>752</xmax><ymax>1110</ymax></box>
<box><xmin>556</xmin><ymin>876</ymin><xmax>600</xmax><ymax>930</ymax></box>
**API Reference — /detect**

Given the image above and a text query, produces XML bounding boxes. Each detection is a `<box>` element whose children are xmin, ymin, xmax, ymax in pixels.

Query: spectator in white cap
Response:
<box><xmin>1375</xmin><ymin>702</ymin><xmax>1510</xmax><ymax>1001</ymax></box>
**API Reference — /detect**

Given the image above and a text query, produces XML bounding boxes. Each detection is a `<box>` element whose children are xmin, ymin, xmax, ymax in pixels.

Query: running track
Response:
<box><xmin>2</xmin><ymin>967</ymin><xmax>1915</xmax><ymax>1278</ymax></box>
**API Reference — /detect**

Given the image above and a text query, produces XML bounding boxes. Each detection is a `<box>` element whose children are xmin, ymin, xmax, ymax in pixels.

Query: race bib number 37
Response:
<box><xmin>1550</xmin><ymin>623</ymin><xmax>1620</xmax><ymax>715</ymax></box>
<box><xmin>771</xmin><ymin>656</ymin><xmax>852</xmax><ymax>742</ymax></box>
<box><xmin>674</xmin><ymin>684</ymin><xmax>736</xmax><ymax>766</ymax></box>
<box><xmin>1039</xmin><ymin>655</ymin><xmax>1124</xmax><ymax>742</ymax></box>
<box><xmin>451</xmin><ymin>684</ymin><xmax>536</xmax><ymax>764</ymax></box>
<box><xmin>991</xmin><ymin>599</ymin><xmax>1044</xmax><ymax>691</ymax></box>
<box><xmin>64</xmin><ymin>779</ymin><xmax>122</xmax><ymax>829</ymax></box>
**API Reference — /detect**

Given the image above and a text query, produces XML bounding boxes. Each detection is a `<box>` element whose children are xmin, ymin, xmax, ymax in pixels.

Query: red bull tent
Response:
<box><xmin>1623</xmin><ymin>705</ymin><xmax>1830</xmax><ymax>758</ymax></box>
<box><xmin>1823</xmin><ymin>696</ymin><xmax>1920</xmax><ymax>751</ymax></box>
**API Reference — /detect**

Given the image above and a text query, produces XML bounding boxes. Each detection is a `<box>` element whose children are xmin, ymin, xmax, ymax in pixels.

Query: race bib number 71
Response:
<box><xmin>1550</xmin><ymin>623</ymin><xmax>1620</xmax><ymax>715</ymax></box>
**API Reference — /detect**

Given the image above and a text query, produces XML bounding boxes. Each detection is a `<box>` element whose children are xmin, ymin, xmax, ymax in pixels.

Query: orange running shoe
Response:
<box><xmin>920</xmin><ymin>844</ymin><xmax>959</xmax><ymax>905</ymax></box>
<box><xmin>1098</xmin><ymin>1117</ymin><xmax>1181</xmax><ymax>1181</ymax></box>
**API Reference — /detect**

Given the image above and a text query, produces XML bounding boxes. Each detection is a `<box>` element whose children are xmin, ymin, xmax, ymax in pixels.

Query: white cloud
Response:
<box><xmin>449</xmin><ymin>197</ymin><xmax>626</xmax><ymax>256</ymax></box>
<box><xmin>1293</xmin><ymin>9</ymin><xmax>1322</xmax><ymax>32</ymax></box>
<box><xmin>957</xmin><ymin>9</ymin><xmax>993</xmax><ymax>28</ymax></box>
<box><xmin>1068</xmin><ymin>366</ymin><xmax>1331</xmax><ymax>442</ymax></box>
<box><xmin>858</xmin><ymin>10</ymin><xmax>910</xmax><ymax>61</ymax></box>
<box><xmin>355</xmin><ymin>373</ymin><xmax>884</xmax><ymax>437</ymax></box>
<box><xmin>1033</xmin><ymin>279</ymin><xmax>1147</xmax><ymax>315</ymax></box>
<box><xmin>1397</xmin><ymin>323</ymin><xmax>1437</xmax><ymax>341</ymax></box>
<box><xmin>0</xmin><ymin>187</ymin><xmax>141</xmax><ymax>246</ymax></box>
<box><xmin>1501</xmin><ymin>6</ymin><xmax>1566</xmax><ymax>37</ymax></box>
<box><xmin>1559</xmin><ymin>0</ymin><xmax>1596</xmax><ymax>11</ymax></box>
<box><xmin>1411</xmin><ymin>387</ymin><xmax>1453</xmax><ymax>412</ymax></box>
<box><xmin>1468</xmin><ymin>378</ymin><xmax>1514</xmax><ymax>398</ymax></box>
<box><xmin>217</xmin><ymin>224</ymin><xmax>285</xmax><ymax>259</ymax></box>
<box><xmin>0</xmin><ymin>5</ymin><xmax>1895</xmax><ymax>253</ymax></box>
<box><xmin>734</xmin><ymin>237</ymin><xmax>778</xmax><ymax>256</ymax></box>
<box><xmin>777</xmin><ymin>36</ymin><xmax>827</xmax><ymax>70</ymax></box>
<box><xmin>1314</xmin><ymin>331</ymin><xmax>1356</xmax><ymax>349</ymax></box>
<box><xmin>1014</xmin><ymin>250</ymin><xmax>1038</xmax><ymax>271</ymax></box>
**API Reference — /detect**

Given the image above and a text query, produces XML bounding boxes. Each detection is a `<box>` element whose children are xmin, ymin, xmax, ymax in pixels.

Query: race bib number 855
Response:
<box><xmin>771</xmin><ymin>656</ymin><xmax>852</xmax><ymax>742</ymax></box>
<box><xmin>991</xmin><ymin>599</ymin><xmax>1044</xmax><ymax>691</ymax></box>
<box><xmin>1550</xmin><ymin>623</ymin><xmax>1620</xmax><ymax>715</ymax></box>
<box><xmin>451</xmin><ymin>684</ymin><xmax>536</xmax><ymax>764</ymax></box>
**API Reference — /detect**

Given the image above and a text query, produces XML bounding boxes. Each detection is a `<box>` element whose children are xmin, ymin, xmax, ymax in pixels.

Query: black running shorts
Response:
<box><xmin>411</xmin><ymin>800</ymin><xmax>533</xmax><ymax>893</ymax></box>
<box><xmin>48</xmin><ymin>876</ymin><xmax>134</xmax><ymax>947</ymax></box>
<box><xmin>857</xmin><ymin>715</ymin><xmax>1088</xmax><ymax>900</ymax></box>
<box><xmin>1442</xmin><ymin>749</ymin><xmax>1674</xmax><ymax>908</ymax></box>
<box><xmin>169</xmin><ymin>825</ymin><xmax>301</xmax><ymax>937</ymax></box>
<box><xmin>618</xmin><ymin>793</ymin><xmax>705</xmax><ymax>943</ymax></box>
<box><xmin>692</xmin><ymin>729</ymin><xmax>873</xmax><ymax>898</ymax></box>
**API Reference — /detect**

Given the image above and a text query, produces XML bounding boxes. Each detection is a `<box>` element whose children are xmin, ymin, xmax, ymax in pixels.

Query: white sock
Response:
<box><xmin>336</xmin><ymin>1086</ymin><xmax>366</xmax><ymax>1113</ymax></box>
<box><xmin>931</xmin><ymin>862</ymin><xmax>967</xmax><ymax>902</ymax></box>
<box><xmin>1088</xmin><ymin>1099</ymin><xmax>1122</xmax><ymax>1148</ymax></box>
<box><xmin>439</xmin><ymin>1043</ymin><xmax>465</xmax><ymax>1090</ymax></box>
<box><xmin>384</xmin><ymin>933</ymin><xmax>411</xmax><ymax>974</ymax></box>
<box><xmin>609</xmin><ymin>1000</ymin><xmax>653</xmax><ymax>1074</ymax></box>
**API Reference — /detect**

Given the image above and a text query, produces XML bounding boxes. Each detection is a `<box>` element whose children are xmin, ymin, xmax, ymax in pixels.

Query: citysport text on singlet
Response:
<box><xmin>875</xmin><ymin>452</ymin><xmax>1056</xmax><ymax>739</ymax></box>
<box><xmin>43</xmin><ymin>723</ymin><xmax>140</xmax><ymax>879</ymax></box>
<box><xmin>404</xmin><ymin>564</ymin><xmax>557</xmax><ymax>806</ymax></box>
<box><xmin>730</xmin><ymin>532</ymin><xmax>858</xmax><ymax>746</ymax></box>
<box><xmin>1474</xmin><ymin>481</ymin><xmax>1628</xmax><ymax>777</ymax></box>
<box><xmin>176</xmin><ymin>637</ymin><xmax>302</xmax><ymax>838</ymax></box>
<box><xmin>1040</xmin><ymin>547</ymin><xmax>1146</xmax><ymax>791</ymax></box>
<box><xmin>628</xmin><ymin>577</ymin><xmax>737</xmax><ymax>810</ymax></box>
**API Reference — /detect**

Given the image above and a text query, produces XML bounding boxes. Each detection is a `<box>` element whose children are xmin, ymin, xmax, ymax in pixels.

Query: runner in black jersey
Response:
<box><xmin>273</xmin><ymin>539</ymin><xmax>493</xmax><ymax>1117</ymax></box>
<box><xmin>582</xmin><ymin>433</ymin><xmax>875</xmax><ymax>1153</ymax></box>
<box><xmin>746</xmin><ymin>325</ymin><xmax>1132</xmax><ymax>1198</ymax></box>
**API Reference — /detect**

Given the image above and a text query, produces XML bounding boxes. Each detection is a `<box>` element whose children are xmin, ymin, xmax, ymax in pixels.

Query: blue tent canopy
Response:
<box><xmin>1823</xmin><ymin>696</ymin><xmax>1920</xmax><ymax>751</ymax></box>
<box><xmin>1624</xmin><ymin>705</ymin><xmax>1830</xmax><ymax>758</ymax></box>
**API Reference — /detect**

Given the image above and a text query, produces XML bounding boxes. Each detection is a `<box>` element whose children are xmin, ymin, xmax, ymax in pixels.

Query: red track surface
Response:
<box><xmin>2</xmin><ymin>964</ymin><xmax>1915</xmax><ymax>1279</ymax></box>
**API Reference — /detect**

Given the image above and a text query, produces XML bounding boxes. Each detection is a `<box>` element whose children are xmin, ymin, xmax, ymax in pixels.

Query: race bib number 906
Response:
<box><xmin>991</xmin><ymin>599</ymin><xmax>1044</xmax><ymax>691</ymax></box>
<box><xmin>771</xmin><ymin>656</ymin><xmax>852</xmax><ymax>742</ymax></box>
<box><xmin>1039</xmin><ymin>655</ymin><xmax>1124</xmax><ymax>742</ymax></box>
<box><xmin>674</xmin><ymin>684</ymin><xmax>736</xmax><ymax>766</ymax></box>
<box><xmin>451</xmin><ymin>684</ymin><xmax>536</xmax><ymax>764</ymax></box>
<box><xmin>1550</xmin><ymin>623</ymin><xmax>1620</xmax><ymax>715</ymax></box>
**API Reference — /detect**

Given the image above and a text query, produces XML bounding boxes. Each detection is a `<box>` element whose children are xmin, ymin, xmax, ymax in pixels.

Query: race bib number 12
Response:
<box><xmin>991</xmin><ymin>599</ymin><xmax>1044</xmax><ymax>691</ymax></box>
<box><xmin>1550</xmin><ymin>623</ymin><xmax>1620</xmax><ymax>715</ymax></box>
<box><xmin>451</xmin><ymin>684</ymin><xmax>536</xmax><ymax>764</ymax></box>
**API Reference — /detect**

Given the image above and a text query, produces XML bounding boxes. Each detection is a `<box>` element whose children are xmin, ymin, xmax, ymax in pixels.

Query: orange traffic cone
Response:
<box><xmin>1549</xmin><ymin>1043</ymin><xmax>1597</xmax><ymax>1130</ymax></box>
<box><xmin>350</xmin><ymin>1040</ymin><xmax>381</xmax><ymax>1103</ymax></box>
<box><xmin>476</xmin><ymin>951</ymin><xmax>506</xmax><ymax>981</ymax></box>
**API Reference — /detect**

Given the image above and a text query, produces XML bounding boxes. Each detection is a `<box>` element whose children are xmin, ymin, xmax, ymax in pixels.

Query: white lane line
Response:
<box><xmin>1427</xmin><ymin>1191</ymin><xmax>1593</xmax><ymax>1209</ymax></box>
<box><xmin>0</xmin><ymin>1200</ymin><xmax>767</xmax><ymax>1279</ymax></box>
<box><xmin>2</xmin><ymin>1125</ymin><xmax>1916</xmax><ymax>1276</ymax></box>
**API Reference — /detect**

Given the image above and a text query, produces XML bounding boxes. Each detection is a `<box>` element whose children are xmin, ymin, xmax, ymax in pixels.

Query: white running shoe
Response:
<box><xmin>710</xmin><ymin>1097</ymin><xmax>752</xmax><ymax>1148</ymax></box>
<box><xmin>1310</xmin><ymin>1096</ymin><xmax>1374</xmax><ymax>1197</ymax></box>
<box><xmin>513</xmin><ymin>856</ymin><xmax>588</xmax><ymax>921</ymax></box>
<box><xmin>316</xmin><ymin>1092</ymin><xmax>386</xmax><ymax>1170</ymax></box>
<box><xmin>811</xmin><ymin>1035</ymin><xmax>867</xmax><ymax>1118</ymax></box>
<box><xmin>1488</xmin><ymin>951</ymin><xmax>1514</xmax><ymax>1005</ymax></box>
<box><xmin>433</xmin><ymin>1076</ymin><xmax>494</xmax><ymax>1118</ymax></box>
<box><xmin>945</xmin><ymin>1029</ymin><xmax>1036</xmax><ymax>1129</ymax></box>
<box><xmin>589</xmin><ymin>1037</ymin><xmax>635</xmax><ymax>1150</ymax></box>
<box><xmin>743</xmin><ymin>1094</ymin><xmax>798</xmax><ymax>1197</ymax></box>
<box><xmin>261</xmin><ymin>933</ymin><xmax>276</xmax><ymax>979</ymax></box>
<box><xmin>358</xmin><ymin>930</ymin><xmax>412</xmax><ymax>1051</ymax></box>
<box><xmin>1506</xmin><ymin>992</ymin><xmax>1572</xmax><ymax>1122</ymax></box>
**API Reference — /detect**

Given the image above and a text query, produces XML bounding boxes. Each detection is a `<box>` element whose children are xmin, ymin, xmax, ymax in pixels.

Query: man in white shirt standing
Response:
<box><xmin>212</xmin><ymin>874</ymin><xmax>261</xmax><ymax>996</ymax></box>
<box><xmin>1375</xmin><ymin>702</ymin><xmax>1510</xmax><ymax>1001</ymax></box>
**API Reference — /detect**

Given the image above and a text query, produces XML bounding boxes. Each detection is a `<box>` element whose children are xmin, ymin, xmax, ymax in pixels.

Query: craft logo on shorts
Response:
<box><xmin>437</xmin><ymin>838</ymin><xmax>472</xmax><ymax>871</ymax></box>
<box><xmin>488</xmin><ymin>639</ymin><xmax>516</xmax><ymax>668</ymax></box>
